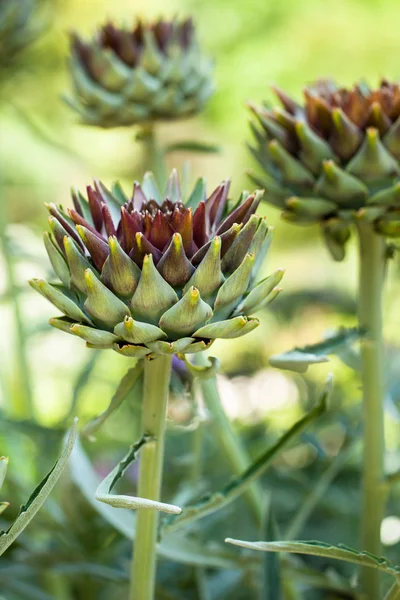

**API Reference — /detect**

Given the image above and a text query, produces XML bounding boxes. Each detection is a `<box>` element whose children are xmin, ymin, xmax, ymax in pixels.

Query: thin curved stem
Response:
<box><xmin>357</xmin><ymin>222</ymin><xmax>386</xmax><ymax>600</ymax></box>
<box><xmin>195</xmin><ymin>354</ymin><xmax>264</xmax><ymax>527</ymax></box>
<box><xmin>130</xmin><ymin>355</ymin><xmax>172</xmax><ymax>600</ymax></box>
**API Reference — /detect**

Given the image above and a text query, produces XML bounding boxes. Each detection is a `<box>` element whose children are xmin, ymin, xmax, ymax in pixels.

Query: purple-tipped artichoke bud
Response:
<box><xmin>65</xmin><ymin>17</ymin><xmax>215</xmax><ymax>128</ymax></box>
<box><xmin>248</xmin><ymin>79</ymin><xmax>400</xmax><ymax>260</ymax></box>
<box><xmin>30</xmin><ymin>170</ymin><xmax>284</xmax><ymax>358</ymax></box>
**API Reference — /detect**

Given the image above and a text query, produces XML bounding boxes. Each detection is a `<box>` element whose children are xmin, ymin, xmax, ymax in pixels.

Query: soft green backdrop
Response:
<box><xmin>0</xmin><ymin>0</ymin><xmax>399</xmax><ymax>445</ymax></box>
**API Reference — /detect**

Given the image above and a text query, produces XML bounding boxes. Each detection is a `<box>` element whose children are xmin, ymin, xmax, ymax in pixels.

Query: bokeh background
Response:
<box><xmin>1</xmin><ymin>0</ymin><xmax>400</xmax><ymax>598</ymax></box>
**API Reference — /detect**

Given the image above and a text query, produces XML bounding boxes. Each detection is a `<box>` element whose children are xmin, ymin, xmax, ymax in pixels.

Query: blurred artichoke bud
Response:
<box><xmin>248</xmin><ymin>79</ymin><xmax>400</xmax><ymax>260</ymax></box>
<box><xmin>30</xmin><ymin>170</ymin><xmax>283</xmax><ymax>358</ymax></box>
<box><xmin>0</xmin><ymin>0</ymin><xmax>45</xmax><ymax>76</ymax></box>
<box><xmin>65</xmin><ymin>17</ymin><xmax>215</xmax><ymax>128</ymax></box>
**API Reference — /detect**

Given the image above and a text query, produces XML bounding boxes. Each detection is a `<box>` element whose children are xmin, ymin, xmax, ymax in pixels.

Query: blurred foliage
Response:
<box><xmin>1</xmin><ymin>0</ymin><xmax>400</xmax><ymax>599</ymax></box>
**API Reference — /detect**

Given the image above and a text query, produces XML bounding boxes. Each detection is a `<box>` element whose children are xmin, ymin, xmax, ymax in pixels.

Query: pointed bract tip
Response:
<box><xmin>366</xmin><ymin>127</ymin><xmax>379</xmax><ymax>143</ymax></box>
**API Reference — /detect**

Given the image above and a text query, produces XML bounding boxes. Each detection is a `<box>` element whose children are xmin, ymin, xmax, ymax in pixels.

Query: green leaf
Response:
<box><xmin>224</xmin><ymin>539</ymin><xmax>400</xmax><ymax>579</ymax></box>
<box><xmin>0</xmin><ymin>457</ymin><xmax>8</xmax><ymax>491</ymax></box>
<box><xmin>178</xmin><ymin>355</ymin><xmax>220</xmax><ymax>380</ymax></box>
<box><xmin>385</xmin><ymin>582</ymin><xmax>400</xmax><ymax>600</ymax></box>
<box><xmin>83</xmin><ymin>363</ymin><xmax>143</xmax><ymax>439</ymax></box>
<box><xmin>161</xmin><ymin>376</ymin><xmax>331</xmax><ymax>537</ymax></box>
<box><xmin>269</xmin><ymin>327</ymin><xmax>364</xmax><ymax>373</ymax></box>
<box><xmin>263</xmin><ymin>502</ymin><xmax>282</xmax><ymax>600</ymax></box>
<box><xmin>68</xmin><ymin>436</ymin><xmax>247</xmax><ymax>570</ymax></box>
<box><xmin>284</xmin><ymin>443</ymin><xmax>356</xmax><ymax>540</ymax></box>
<box><xmin>164</xmin><ymin>140</ymin><xmax>221</xmax><ymax>155</ymax></box>
<box><xmin>0</xmin><ymin>420</ymin><xmax>77</xmax><ymax>555</ymax></box>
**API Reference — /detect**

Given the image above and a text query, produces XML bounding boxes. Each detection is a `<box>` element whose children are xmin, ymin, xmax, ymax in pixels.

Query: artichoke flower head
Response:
<box><xmin>66</xmin><ymin>17</ymin><xmax>214</xmax><ymax>127</ymax></box>
<box><xmin>0</xmin><ymin>0</ymin><xmax>45</xmax><ymax>78</ymax></box>
<box><xmin>249</xmin><ymin>79</ymin><xmax>400</xmax><ymax>260</ymax></box>
<box><xmin>30</xmin><ymin>170</ymin><xmax>283</xmax><ymax>359</ymax></box>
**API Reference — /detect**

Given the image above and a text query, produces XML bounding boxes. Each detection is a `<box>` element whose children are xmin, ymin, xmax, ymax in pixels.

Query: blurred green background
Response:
<box><xmin>1</xmin><ymin>0</ymin><xmax>400</xmax><ymax>598</ymax></box>
<box><xmin>1</xmin><ymin>0</ymin><xmax>400</xmax><ymax>421</ymax></box>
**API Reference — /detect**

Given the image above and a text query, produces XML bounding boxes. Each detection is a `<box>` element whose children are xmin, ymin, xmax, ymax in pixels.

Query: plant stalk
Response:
<box><xmin>196</xmin><ymin>354</ymin><xmax>264</xmax><ymax>527</ymax></box>
<box><xmin>130</xmin><ymin>355</ymin><xmax>172</xmax><ymax>600</ymax></box>
<box><xmin>0</xmin><ymin>192</ymin><xmax>34</xmax><ymax>418</ymax></box>
<box><xmin>356</xmin><ymin>222</ymin><xmax>386</xmax><ymax>600</ymax></box>
<box><xmin>139</xmin><ymin>123</ymin><xmax>167</xmax><ymax>188</ymax></box>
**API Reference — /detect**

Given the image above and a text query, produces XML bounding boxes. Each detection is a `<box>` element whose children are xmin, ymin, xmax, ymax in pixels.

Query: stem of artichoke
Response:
<box><xmin>356</xmin><ymin>222</ymin><xmax>386</xmax><ymax>600</ymax></box>
<box><xmin>195</xmin><ymin>353</ymin><xmax>264</xmax><ymax>527</ymax></box>
<box><xmin>140</xmin><ymin>123</ymin><xmax>167</xmax><ymax>188</ymax></box>
<box><xmin>0</xmin><ymin>191</ymin><xmax>34</xmax><ymax>419</ymax></box>
<box><xmin>130</xmin><ymin>354</ymin><xmax>172</xmax><ymax>600</ymax></box>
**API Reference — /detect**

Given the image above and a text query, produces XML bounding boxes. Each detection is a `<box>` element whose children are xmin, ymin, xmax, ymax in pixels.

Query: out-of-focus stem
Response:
<box><xmin>139</xmin><ymin>124</ymin><xmax>167</xmax><ymax>187</ymax></box>
<box><xmin>0</xmin><ymin>192</ymin><xmax>34</xmax><ymax>418</ymax></box>
<box><xmin>130</xmin><ymin>355</ymin><xmax>172</xmax><ymax>600</ymax></box>
<box><xmin>196</xmin><ymin>353</ymin><xmax>264</xmax><ymax>527</ymax></box>
<box><xmin>356</xmin><ymin>222</ymin><xmax>386</xmax><ymax>600</ymax></box>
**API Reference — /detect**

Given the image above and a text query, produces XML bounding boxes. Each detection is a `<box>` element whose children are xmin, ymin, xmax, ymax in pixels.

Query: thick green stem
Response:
<box><xmin>357</xmin><ymin>223</ymin><xmax>386</xmax><ymax>600</ymax></box>
<box><xmin>130</xmin><ymin>355</ymin><xmax>172</xmax><ymax>600</ymax></box>
<box><xmin>0</xmin><ymin>194</ymin><xmax>34</xmax><ymax>418</ymax></box>
<box><xmin>139</xmin><ymin>124</ymin><xmax>166</xmax><ymax>187</ymax></box>
<box><xmin>196</xmin><ymin>354</ymin><xmax>264</xmax><ymax>527</ymax></box>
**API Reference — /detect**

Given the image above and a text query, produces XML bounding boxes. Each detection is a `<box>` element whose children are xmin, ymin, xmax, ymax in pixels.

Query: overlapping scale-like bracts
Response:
<box><xmin>249</xmin><ymin>79</ymin><xmax>400</xmax><ymax>259</ymax></box>
<box><xmin>0</xmin><ymin>0</ymin><xmax>43</xmax><ymax>74</ymax></box>
<box><xmin>66</xmin><ymin>17</ymin><xmax>214</xmax><ymax>127</ymax></box>
<box><xmin>30</xmin><ymin>170</ymin><xmax>283</xmax><ymax>358</ymax></box>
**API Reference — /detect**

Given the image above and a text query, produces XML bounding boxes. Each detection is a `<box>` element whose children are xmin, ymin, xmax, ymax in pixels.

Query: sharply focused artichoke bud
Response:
<box><xmin>65</xmin><ymin>17</ymin><xmax>214</xmax><ymax>128</ymax></box>
<box><xmin>248</xmin><ymin>79</ymin><xmax>400</xmax><ymax>260</ymax></box>
<box><xmin>0</xmin><ymin>0</ymin><xmax>44</xmax><ymax>77</ymax></box>
<box><xmin>30</xmin><ymin>170</ymin><xmax>283</xmax><ymax>358</ymax></box>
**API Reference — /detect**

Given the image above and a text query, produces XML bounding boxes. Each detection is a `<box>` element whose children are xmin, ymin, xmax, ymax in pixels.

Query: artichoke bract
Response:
<box><xmin>66</xmin><ymin>17</ymin><xmax>214</xmax><ymax>128</ymax></box>
<box><xmin>30</xmin><ymin>171</ymin><xmax>282</xmax><ymax>358</ymax></box>
<box><xmin>0</xmin><ymin>0</ymin><xmax>43</xmax><ymax>74</ymax></box>
<box><xmin>249</xmin><ymin>79</ymin><xmax>400</xmax><ymax>260</ymax></box>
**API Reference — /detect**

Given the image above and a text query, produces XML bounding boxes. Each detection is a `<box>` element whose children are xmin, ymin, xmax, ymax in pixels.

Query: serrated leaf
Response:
<box><xmin>68</xmin><ymin>437</ymin><xmax>247</xmax><ymax>570</ymax></box>
<box><xmin>224</xmin><ymin>539</ymin><xmax>400</xmax><ymax>579</ymax></box>
<box><xmin>161</xmin><ymin>376</ymin><xmax>331</xmax><ymax>537</ymax></box>
<box><xmin>269</xmin><ymin>327</ymin><xmax>364</xmax><ymax>373</ymax></box>
<box><xmin>82</xmin><ymin>363</ymin><xmax>143</xmax><ymax>439</ymax></box>
<box><xmin>0</xmin><ymin>420</ymin><xmax>77</xmax><ymax>555</ymax></box>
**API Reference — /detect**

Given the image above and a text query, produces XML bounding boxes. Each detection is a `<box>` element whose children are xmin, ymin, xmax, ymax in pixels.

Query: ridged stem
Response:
<box><xmin>356</xmin><ymin>222</ymin><xmax>386</xmax><ymax>600</ymax></box>
<box><xmin>130</xmin><ymin>355</ymin><xmax>172</xmax><ymax>600</ymax></box>
<box><xmin>196</xmin><ymin>354</ymin><xmax>264</xmax><ymax>527</ymax></box>
<box><xmin>0</xmin><ymin>190</ymin><xmax>34</xmax><ymax>418</ymax></box>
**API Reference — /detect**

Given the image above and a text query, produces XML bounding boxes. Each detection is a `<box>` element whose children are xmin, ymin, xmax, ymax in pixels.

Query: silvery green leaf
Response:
<box><xmin>224</xmin><ymin>539</ymin><xmax>400</xmax><ymax>580</ymax></box>
<box><xmin>269</xmin><ymin>327</ymin><xmax>364</xmax><ymax>373</ymax></box>
<box><xmin>0</xmin><ymin>419</ymin><xmax>77</xmax><ymax>555</ymax></box>
<box><xmin>83</xmin><ymin>363</ymin><xmax>143</xmax><ymax>439</ymax></box>
<box><xmin>161</xmin><ymin>376</ymin><xmax>331</xmax><ymax>537</ymax></box>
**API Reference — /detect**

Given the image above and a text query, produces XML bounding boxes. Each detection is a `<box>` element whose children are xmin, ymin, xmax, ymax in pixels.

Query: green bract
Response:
<box><xmin>0</xmin><ymin>0</ymin><xmax>43</xmax><ymax>75</ymax></box>
<box><xmin>30</xmin><ymin>170</ymin><xmax>283</xmax><ymax>358</ymax></box>
<box><xmin>65</xmin><ymin>17</ymin><xmax>214</xmax><ymax>128</ymax></box>
<box><xmin>249</xmin><ymin>79</ymin><xmax>400</xmax><ymax>260</ymax></box>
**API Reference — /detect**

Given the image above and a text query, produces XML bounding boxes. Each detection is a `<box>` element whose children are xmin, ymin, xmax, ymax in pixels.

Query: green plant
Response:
<box><xmin>248</xmin><ymin>79</ymin><xmax>400</xmax><ymax>599</ymax></box>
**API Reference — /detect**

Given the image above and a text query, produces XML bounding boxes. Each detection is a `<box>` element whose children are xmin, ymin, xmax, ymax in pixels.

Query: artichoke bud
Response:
<box><xmin>32</xmin><ymin>170</ymin><xmax>282</xmax><ymax>357</ymax></box>
<box><xmin>65</xmin><ymin>17</ymin><xmax>214</xmax><ymax>128</ymax></box>
<box><xmin>249</xmin><ymin>79</ymin><xmax>400</xmax><ymax>259</ymax></box>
